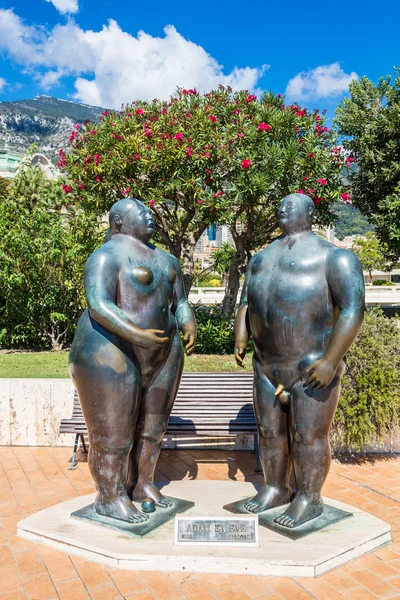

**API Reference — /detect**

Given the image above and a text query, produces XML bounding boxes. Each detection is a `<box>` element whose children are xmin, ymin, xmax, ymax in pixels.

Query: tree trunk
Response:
<box><xmin>221</xmin><ymin>241</ymin><xmax>246</xmax><ymax>316</ymax></box>
<box><xmin>180</xmin><ymin>226</ymin><xmax>208</xmax><ymax>296</ymax></box>
<box><xmin>47</xmin><ymin>326</ymin><xmax>67</xmax><ymax>351</ymax></box>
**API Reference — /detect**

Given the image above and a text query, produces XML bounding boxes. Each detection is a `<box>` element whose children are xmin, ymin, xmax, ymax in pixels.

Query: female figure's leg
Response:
<box><xmin>69</xmin><ymin>313</ymin><xmax>147</xmax><ymax>523</ymax></box>
<box><xmin>127</xmin><ymin>332</ymin><xmax>184</xmax><ymax>507</ymax></box>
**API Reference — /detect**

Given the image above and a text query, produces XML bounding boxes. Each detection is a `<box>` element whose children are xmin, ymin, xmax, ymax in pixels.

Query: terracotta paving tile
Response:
<box><xmin>267</xmin><ymin>577</ymin><xmax>315</xmax><ymax>599</ymax></box>
<box><xmin>321</xmin><ymin>569</ymin><xmax>360</xmax><ymax>591</ymax></box>
<box><xmin>23</xmin><ymin>571</ymin><xmax>57</xmax><ymax>600</ymax></box>
<box><xmin>106</xmin><ymin>569</ymin><xmax>147</xmax><ymax>595</ymax></box>
<box><xmin>177</xmin><ymin>577</ymin><xmax>218</xmax><ymax>599</ymax></box>
<box><xmin>0</xmin><ymin>545</ymin><xmax>15</xmax><ymax>568</ymax></box>
<box><xmin>356</xmin><ymin>553</ymin><xmax>400</xmax><ymax>578</ymax></box>
<box><xmin>345</xmin><ymin>586</ymin><xmax>386</xmax><ymax>600</ymax></box>
<box><xmin>139</xmin><ymin>571</ymin><xmax>185</xmax><ymax>600</ymax></box>
<box><xmin>215</xmin><ymin>586</ymin><xmax>252</xmax><ymax>600</ymax></box>
<box><xmin>200</xmin><ymin>573</ymin><xmax>234</xmax><ymax>590</ymax></box>
<box><xmin>40</xmin><ymin>550</ymin><xmax>77</xmax><ymax>582</ymax></box>
<box><xmin>75</xmin><ymin>561</ymin><xmax>112</xmax><ymax>588</ymax></box>
<box><xmin>124</xmin><ymin>593</ymin><xmax>156</xmax><ymax>600</ymax></box>
<box><xmin>375</xmin><ymin>548</ymin><xmax>400</xmax><ymax>562</ymax></box>
<box><xmin>55</xmin><ymin>577</ymin><xmax>92</xmax><ymax>600</ymax></box>
<box><xmin>230</xmin><ymin>574</ymin><xmax>273</xmax><ymax>597</ymax></box>
<box><xmin>0</xmin><ymin>592</ymin><xmax>27</xmax><ymax>600</ymax></box>
<box><xmin>89</xmin><ymin>584</ymin><xmax>123</xmax><ymax>599</ymax></box>
<box><xmin>295</xmin><ymin>577</ymin><xmax>347</xmax><ymax>600</ymax></box>
<box><xmin>0</xmin><ymin>564</ymin><xmax>24</xmax><ymax>594</ymax></box>
<box><xmin>351</xmin><ymin>568</ymin><xmax>398</xmax><ymax>598</ymax></box>
<box><xmin>15</xmin><ymin>548</ymin><xmax>46</xmax><ymax>576</ymax></box>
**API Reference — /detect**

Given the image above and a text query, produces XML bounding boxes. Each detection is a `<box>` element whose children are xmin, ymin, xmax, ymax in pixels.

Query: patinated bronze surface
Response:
<box><xmin>234</xmin><ymin>193</ymin><xmax>365</xmax><ymax>529</ymax></box>
<box><xmin>69</xmin><ymin>198</ymin><xmax>196</xmax><ymax>524</ymax></box>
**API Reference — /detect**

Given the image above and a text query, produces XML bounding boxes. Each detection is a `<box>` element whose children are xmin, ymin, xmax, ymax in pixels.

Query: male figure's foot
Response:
<box><xmin>274</xmin><ymin>495</ymin><xmax>323</xmax><ymax>528</ymax></box>
<box><xmin>131</xmin><ymin>482</ymin><xmax>174</xmax><ymax>508</ymax></box>
<box><xmin>95</xmin><ymin>493</ymin><xmax>149</xmax><ymax>523</ymax></box>
<box><xmin>244</xmin><ymin>484</ymin><xmax>291</xmax><ymax>514</ymax></box>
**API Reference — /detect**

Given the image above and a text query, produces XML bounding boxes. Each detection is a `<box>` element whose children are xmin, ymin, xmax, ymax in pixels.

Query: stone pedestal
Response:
<box><xmin>17</xmin><ymin>480</ymin><xmax>391</xmax><ymax>577</ymax></box>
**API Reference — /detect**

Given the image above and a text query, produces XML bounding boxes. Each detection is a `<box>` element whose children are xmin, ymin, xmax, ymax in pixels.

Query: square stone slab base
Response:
<box><xmin>224</xmin><ymin>498</ymin><xmax>352</xmax><ymax>540</ymax></box>
<box><xmin>18</xmin><ymin>480</ymin><xmax>391</xmax><ymax>577</ymax></box>
<box><xmin>71</xmin><ymin>497</ymin><xmax>194</xmax><ymax>537</ymax></box>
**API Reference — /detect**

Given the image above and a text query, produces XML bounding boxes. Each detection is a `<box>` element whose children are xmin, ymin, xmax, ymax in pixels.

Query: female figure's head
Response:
<box><xmin>108</xmin><ymin>198</ymin><xmax>155</xmax><ymax>243</ymax></box>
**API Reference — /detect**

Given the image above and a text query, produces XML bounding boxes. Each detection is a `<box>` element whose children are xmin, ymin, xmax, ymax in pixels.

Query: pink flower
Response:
<box><xmin>241</xmin><ymin>159</ymin><xmax>251</xmax><ymax>169</ymax></box>
<box><xmin>237</xmin><ymin>133</ymin><xmax>244</xmax><ymax>138</ymax></box>
<box><xmin>73</xmin><ymin>123</ymin><xmax>81</xmax><ymax>130</ymax></box>
<box><xmin>309</xmin><ymin>152</ymin><xmax>315</xmax><ymax>159</ymax></box>
<box><xmin>306</xmin><ymin>188</ymin><xmax>315</xmax><ymax>195</ymax></box>
<box><xmin>208</xmin><ymin>115</ymin><xmax>217</xmax><ymax>123</ymax></box>
<box><xmin>315</xmin><ymin>115</ymin><xmax>321</xmax><ymax>121</ymax></box>
<box><xmin>197</xmin><ymin>199</ymin><xmax>204</xmax><ymax>204</ymax></box>
<box><xmin>322</xmin><ymin>126</ymin><xmax>330</xmax><ymax>132</ymax></box>
<box><xmin>258</xmin><ymin>122</ymin><xmax>271</xmax><ymax>132</ymax></box>
<box><xmin>182</xmin><ymin>89</ymin><xmax>188</xmax><ymax>95</ymax></box>
<box><xmin>205</xmin><ymin>169</ymin><xmax>212</xmax><ymax>174</ymax></box>
<box><xmin>204</xmin><ymin>152</ymin><xmax>210</xmax><ymax>158</ymax></box>
<box><xmin>341</xmin><ymin>192</ymin><xmax>351</xmax><ymax>201</ymax></box>
<box><xmin>95</xmin><ymin>154</ymin><xmax>102</xmax><ymax>166</ymax></box>
<box><xmin>185</xmin><ymin>147</ymin><xmax>193</xmax><ymax>157</ymax></box>
<box><xmin>313</xmin><ymin>195</ymin><xmax>323</xmax><ymax>205</ymax></box>
<box><xmin>121</xmin><ymin>187</ymin><xmax>131</xmax><ymax>197</ymax></box>
<box><xmin>317</xmin><ymin>178</ymin><xmax>327</xmax><ymax>185</ymax></box>
<box><xmin>331</xmin><ymin>147</ymin><xmax>341</xmax><ymax>155</ymax></box>
<box><xmin>175</xmin><ymin>132</ymin><xmax>184</xmax><ymax>141</ymax></box>
<box><xmin>296</xmin><ymin>189</ymin><xmax>305</xmax><ymax>194</ymax></box>
<box><xmin>79</xmin><ymin>184</ymin><xmax>85</xmax><ymax>189</ymax></box>
<box><xmin>58</xmin><ymin>148</ymin><xmax>64</xmax><ymax>157</ymax></box>
<box><xmin>133</xmin><ymin>154</ymin><xmax>141</xmax><ymax>160</ymax></box>
<box><xmin>110</xmin><ymin>122</ymin><xmax>115</xmax><ymax>127</ymax></box>
<box><xmin>126</xmin><ymin>113</ymin><xmax>133</xmax><ymax>117</ymax></box>
<box><xmin>296</xmin><ymin>110</ymin><xmax>306</xmax><ymax>117</ymax></box>
<box><xmin>162</xmin><ymin>109</ymin><xmax>167</xmax><ymax>115</ymax></box>
<box><xmin>277</xmin><ymin>93</ymin><xmax>282</xmax><ymax>98</ymax></box>
<box><xmin>88</xmin><ymin>130</ymin><xmax>96</xmax><ymax>135</ymax></box>
<box><xmin>95</xmin><ymin>175</ymin><xmax>103</xmax><ymax>182</ymax></box>
<box><xmin>69</xmin><ymin>131</ymin><xmax>77</xmax><ymax>143</ymax></box>
<box><xmin>62</xmin><ymin>184</ymin><xmax>72</xmax><ymax>194</ymax></box>
<box><xmin>149</xmin><ymin>199</ymin><xmax>155</xmax><ymax>208</ymax></box>
<box><xmin>346</xmin><ymin>156</ymin><xmax>355</xmax><ymax>165</ymax></box>
<box><xmin>102</xmin><ymin>111</ymin><xmax>108</xmax><ymax>116</ymax></box>
<box><xmin>303</xmin><ymin>176</ymin><xmax>308</xmax><ymax>181</ymax></box>
<box><xmin>213</xmin><ymin>191</ymin><xmax>224</xmax><ymax>197</ymax></box>
<box><xmin>136</xmin><ymin>108</ymin><xmax>144</xmax><ymax>115</ymax></box>
<box><xmin>246</xmin><ymin>94</ymin><xmax>257</xmax><ymax>103</ymax></box>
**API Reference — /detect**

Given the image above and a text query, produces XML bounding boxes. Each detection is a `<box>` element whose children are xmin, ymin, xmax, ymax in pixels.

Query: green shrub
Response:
<box><xmin>333</xmin><ymin>308</ymin><xmax>400</xmax><ymax>449</ymax></box>
<box><xmin>372</xmin><ymin>279</ymin><xmax>396</xmax><ymax>286</ymax></box>
<box><xmin>207</xmin><ymin>279</ymin><xmax>223</xmax><ymax>287</ymax></box>
<box><xmin>191</xmin><ymin>304</ymin><xmax>235</xmax><ymax>354</ymax></box>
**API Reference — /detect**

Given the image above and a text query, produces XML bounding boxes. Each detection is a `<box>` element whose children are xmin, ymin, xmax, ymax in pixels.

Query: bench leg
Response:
<box><xmin>69</xmin><ymin>433</ymin><xmax>80</xmax><ymax>470</ymax></box>
<box><xmin>254</xmin><ymin>434</ymin><xmax>262</xmax><ymax>473</ymax></box>
<box><xmin>81</xmin><ymin>434</ymin><xmax>88</xmax><ymax>454</ymax></box>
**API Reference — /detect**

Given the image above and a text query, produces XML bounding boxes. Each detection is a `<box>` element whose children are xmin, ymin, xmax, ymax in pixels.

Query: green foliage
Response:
<box><xmin>0</xmin><ymin>165</ymin><xmax>102</xmax><ymax>350</ymax></box>
<box><xmin>0</xmin><ymin>176</ymin><xmax>10</xmax><ymax>202</ymax></box>
<box><xmin>335</xmin><ymin>70</ymin><xmax>400</xmax><ymax>258</ymax></box>
<box><xmin>372</xmin><ymin>279</ymin><xmax>396</xmax><ymax>286</ymax></box>
<box><xmin>333</xmin><ymin>201</ymin><xmax>374</xmax><ymax>240</ymax></box>
<box><xmin>192</xmin><ymin>305</ymin><xmax>235</xmax><ymax>354</ymax></box>
<box><xmin>333</xmin><ymin>308</ymin><xmax>400</xmax><ymax>449</ymax></box>
<box><xmin>352</xmin><ymin>231</ymin><xmax>388</xmax><ymax>282</ymax></box>
<box><xmin>211</xmin><ymin>242</ymin><xmax>236</xmax><ymax>282</ymax></box>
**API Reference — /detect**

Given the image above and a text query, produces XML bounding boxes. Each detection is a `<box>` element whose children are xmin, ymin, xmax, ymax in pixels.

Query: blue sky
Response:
<box><xmin>0</xmin><ymin>0</ymin><xmax>399</xmax><ymax>114</ymax></box>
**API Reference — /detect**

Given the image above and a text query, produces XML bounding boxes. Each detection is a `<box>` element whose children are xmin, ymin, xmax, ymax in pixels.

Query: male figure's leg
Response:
<box><xmin>245</xmin><ymin>358</ymin><xmax>292</xmax><ymax>513</ymax></box>
<box><xmin>275</xmin><ymin>361</ymin><xmax>345</xmax><ymax>528</ymax></box>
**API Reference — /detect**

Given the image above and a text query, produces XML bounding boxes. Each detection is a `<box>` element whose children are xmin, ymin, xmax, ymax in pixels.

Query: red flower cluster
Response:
<box><xmin>295</xmin><ymin>110</ymin><xmax>306</xmax><ymax>117</ymax></box>
<box><xmin>175</xmin><ymin>132</ymin><xmax>184</xmax><ymax>141</ymax></box>
<box><xmin>95</xmin><ymin>175</ymin><xmax>103</xmax><ymax>182</ymax></box>
<box><xmin>258</xmin><ymin>122</ymin><xmax>271</xmax><ymax>132</ymax></box>
<box><xmin>136</xmin><ymin>108</ymin><xmax>144</xmax><ymax>115</ymax></box>
<box><xmin>57</xmin><ymin>148</ymin><xmax>67</xmax><ymax>169</ymax></box>
<box><xmin>88</xmin><ymin>130</ymin><xmax>96</xmax><ymax>135</ymax></box>
<box><xmin>149</xmin><ymin>199</ymin><xmax>155</xmax><ymax>208</ymax></box>
<box><xmin>241</xmin><ymin>159</ymin><xmax>251</xmax><ymax>169</ymax></box>
<box><xmin>341</xmin><ymin>192</ymin><xmax>351</xmax><ymax>204</ymax></box>
<box><xmin>213</xmin><ymin>191</ymin><xmax>224</xmax><ymax>198</ymax></box>
<box><xmin>317</xmin><ymin>178</ymin><xmax>327</xmax><ymax>185</ymax></box>
<box><xmin>309</xmin><ymin>152</ymin><xmax>315</xmax><ymax>159</ymax></box>
<box><xmin>208</xmin><ymin>115</ymin><xmax>217</xmax><ymax>123</ymax></box>
<box><xmin>237</xmin><ymin>133</ymin><xmax>244</xmax><ymax>138</ymax></box>
<box><xmin>185</xmin><ymin>147</ymin><xmax>193</xmax><ymax>157</ymax></box>
<box><xmin>133</xmin><ymin>154</ymin><xmax>141</xmax><ymax>160</ymax></box>
<box><xmin>346</xmin><ymin>156</ymin><xmax>355</xmax><ymax>165</ymax></box>
<box><xmin>62</xmin><ymin>184</ymin><xmax>72</xmax><ymax>194</ymax></box>
<box><xmin>331</xmin><ymin>147</ymin><xmax>341</xmax><ymax>155</ymax></box>
<box><xmin>246</xmin><ymin>94</ymin><xmax>257</xmax><ymax>103</ymax></box>
<box><xmin>121</xmin><ymin>187</ymin><xmax>131</xmax><ymax>197</ymax></box>
<box><xmin>313</xmin><ymin>196</ymin><xmax>324</xmax><ymax>205</ymax></box>
<box><xmin>182</xmin><ymin>89</ymin><xmax>198</xmax><ymax>95</ymax></box>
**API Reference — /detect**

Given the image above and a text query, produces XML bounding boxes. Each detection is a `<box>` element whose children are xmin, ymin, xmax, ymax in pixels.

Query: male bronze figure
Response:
<box><xmin>69</xmin><ymin>198</ymin><xmax>196</xmax><ymax>524</ymax></box>
<box><xmin>234</xmin><ymin>193</ymin><xmax>365</xmax><ymax>528</ymax></box>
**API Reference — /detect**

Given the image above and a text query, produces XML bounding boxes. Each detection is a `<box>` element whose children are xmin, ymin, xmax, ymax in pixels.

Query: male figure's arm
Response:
<box><xmin>171</xmin><ymin>256</ymin><xmax>197</xmax><ymax>355</ymax></box>
<box><xmin>234</xmin><ymin>255</ymin><xmax>256</xmax><ymax>366</ymax></box>
<box><xmin>306</xmin><ymin>248</ymin><xmax>365</xmax><ymax>390</ymax></box>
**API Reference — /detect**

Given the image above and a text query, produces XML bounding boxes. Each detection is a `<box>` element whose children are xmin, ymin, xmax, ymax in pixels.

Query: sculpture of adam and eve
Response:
<box><xmin>70</xmin><ymin>192</ymin><xmax>364</xmax><ymax>529</ymax></box>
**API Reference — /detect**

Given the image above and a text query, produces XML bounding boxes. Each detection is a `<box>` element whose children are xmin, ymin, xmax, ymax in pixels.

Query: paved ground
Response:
<box><xmin>2</xmin><ymin>447</ymin><xmax>400</xmax><ymax>599</ymax></box>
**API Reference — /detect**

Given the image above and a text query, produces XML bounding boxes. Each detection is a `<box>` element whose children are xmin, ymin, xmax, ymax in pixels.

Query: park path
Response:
<box><xmin>2</xmin><ymin>446</ymin><xmax>400</xmax><ymax>599</ymax></box>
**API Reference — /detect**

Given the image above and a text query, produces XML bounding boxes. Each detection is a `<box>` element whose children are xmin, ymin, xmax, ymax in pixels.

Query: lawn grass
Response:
<box><xmin>0</xmin><ymin>351</ymin><xmax>252</xmax><ymax>378</ymax></box>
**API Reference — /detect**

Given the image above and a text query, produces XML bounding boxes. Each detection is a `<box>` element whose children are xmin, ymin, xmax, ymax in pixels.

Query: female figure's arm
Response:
<box><xmin>85</xmin><ymin>249</ymin><xmax>169</xmax><ymax>350</ymax></box>
<box><xmin>170</xmin><ymin>257</ymin><xmax>197</xmax><ymax>355</ymax></box>
<box><xmin>234</xmin><ymin>254</ymin><xmax>256</xmax><ymax>366</ymax></box>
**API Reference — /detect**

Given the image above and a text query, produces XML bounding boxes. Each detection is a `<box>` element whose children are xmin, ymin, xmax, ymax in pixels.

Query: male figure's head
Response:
<box><xmin>108</xmin><ymin>198</ymin><xmax>155</xmax><ymax>242</ymax></box>
<box><xmin>278</xmin><ymin>193</ymin><xmax>315</xmax><ymax>235</ymax></box>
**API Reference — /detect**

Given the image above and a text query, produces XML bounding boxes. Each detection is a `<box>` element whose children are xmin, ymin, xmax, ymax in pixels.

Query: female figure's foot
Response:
<box><xmin>274</xmin><ymin>495</ymin><xmax>323</xmax><ymax>528</ymax></box>
<box><xmin>131</xmin><ymin>482</ymin><xmax>174</xmax><ymax>509</ymax></box>
<box><xmin>95</xmin><ymin>493</ymin><xmax>148</xmax><ymax>523</ymax></box>
<box><xmin>244</xmin><ymin>484</ymin><xmax>291</xmax><ymax>514</ymax></box>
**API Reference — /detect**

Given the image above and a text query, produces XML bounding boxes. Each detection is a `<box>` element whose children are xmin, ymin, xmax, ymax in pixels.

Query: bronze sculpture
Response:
<box><xmin>69</xmin><ymin>198</ymin><xmax>196</xmax><ymax>524</ymax></box>
<box><xmin>234</xmin><ymin>193</ymin><xmax>365</xmax><ymax>529</ymax></box>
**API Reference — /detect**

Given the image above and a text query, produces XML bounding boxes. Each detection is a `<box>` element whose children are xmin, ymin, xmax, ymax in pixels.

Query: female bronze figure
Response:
<box><xmin>69</xmin><ymin>198</ymin><xmax>196</xmax><ymax>524</ymax></box>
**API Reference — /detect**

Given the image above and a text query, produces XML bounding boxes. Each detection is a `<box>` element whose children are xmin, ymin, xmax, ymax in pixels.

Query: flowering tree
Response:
<box><xmin>335</xmin><ymin>70</ymin><xmax>400</xmax><ymax>259</ymax></box>
<box><xmin>63</xmin><ymin>87</ymin><xmax>349</xmax><ymax>303</ymax></box>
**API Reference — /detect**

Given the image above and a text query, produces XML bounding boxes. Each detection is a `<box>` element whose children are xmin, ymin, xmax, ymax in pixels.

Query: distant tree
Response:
<box><xmin>0</xmin><ymin>166</ymin><xmax>101</xmax><ymax>350</ymax></box>
<box><xmin>211</xmin><ymin>242</ymin><xmax>236</xmax><ymax>286</ymax></box>
<box><xmin>333</xmin><ymin>202</ymin><xmax>374</xmax><ymax>240</ymax></box>
<box><xmin>352</xmin><ymin>232</ymin><xmax>388</xmax><ymax>283</ymax></box>
<box><xmin>335</xmin><ymin>69</ymin><xmax>400</xmax><ymax>259</ymax></box>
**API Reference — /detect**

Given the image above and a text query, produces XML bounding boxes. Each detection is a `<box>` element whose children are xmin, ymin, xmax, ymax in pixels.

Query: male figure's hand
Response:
<box><xmin>306</xmin><ymin>358</ymin><xmax>337</xmax><ymax>390</ymax></box>
<box><xmin>234</xmin><ymin>344</ymin><xmax>247</xmax><ymax>367</ymax></box>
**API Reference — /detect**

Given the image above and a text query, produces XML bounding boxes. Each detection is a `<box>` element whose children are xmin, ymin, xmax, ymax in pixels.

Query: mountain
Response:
<box><xmin>0</xmin><ymin>95</ymin><xmax>107</xmax><ymax>162</ymax></box>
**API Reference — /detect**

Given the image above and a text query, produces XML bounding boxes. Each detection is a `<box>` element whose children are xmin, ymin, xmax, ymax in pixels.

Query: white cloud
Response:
<box><xmin>286</xmin><ymin>63</ymin><xmax>358</xmax><ymax>101</ymax></box>
<box><xmin>0</xmin><ymin>9</ymin><xmax>266</xmax><ymax>108</ymax></box>
<box><xmin>0</xmin><ymin>77</ymin><xmax>6</xmax><ymax>92</ymax></box>
<box><xmin>45</xmin><ymin>0</ymin><xmax>78</xmax><ymax>15</ymax></box>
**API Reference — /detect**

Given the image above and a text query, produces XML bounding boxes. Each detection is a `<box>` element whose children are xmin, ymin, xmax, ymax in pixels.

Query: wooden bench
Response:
<box><xmin>60</xmin><ymin>372</ymin><xmax>260</xmax><ymax>470</ymax></box>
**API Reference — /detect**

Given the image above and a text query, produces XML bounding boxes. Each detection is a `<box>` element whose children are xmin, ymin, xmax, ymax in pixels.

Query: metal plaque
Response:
<box><xmin>174</xmin><ymin>515</ymin><xmax>259</xmax><ymax>547</ymax></box>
